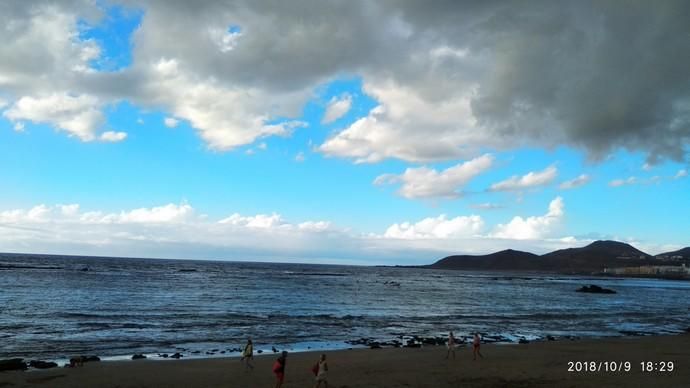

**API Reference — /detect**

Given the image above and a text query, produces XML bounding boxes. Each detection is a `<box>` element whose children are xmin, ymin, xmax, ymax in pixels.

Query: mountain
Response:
<box><xmin>541</xmin><ymin>240</ymin><xmax>654</xmax><ymax>273</ymax></box>
<box><xmin>430</xmin><ymin>249</ymin><xmax>542</xmax><ymax>271</ymax></box>
<box><xmin>428</xmin><ymin>240</ymin><xmax>660</xmax><ymax>273</ymax></box>
<box><xmin>656</xmin><ymin>247</ymin><xmax>690</xmax><ymax>261</ymax></box>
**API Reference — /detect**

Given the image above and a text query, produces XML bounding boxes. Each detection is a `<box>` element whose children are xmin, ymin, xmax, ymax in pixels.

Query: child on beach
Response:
<box><xmin>241</xmin><ymin>338</ymin><xmax>254</xmax><ymax>371</ymax></box>
<box><xmin>273</xmin><ymin>351</ymin><xmax>288</xmax><ymax>388</ymax></box>
<box><xmin>473</xmin><ymin>333</ymin><xmax>483</xmax><ymax>360</ymax></box>
<box><xmin>313</xmin><ymin>354</ymin><xmax>329</xmax><ymax>388</ymax></box>
<box><xmin>445</xmin><ymin>331</ymin><xmax>456</xmax><ymax>359</ymax></box>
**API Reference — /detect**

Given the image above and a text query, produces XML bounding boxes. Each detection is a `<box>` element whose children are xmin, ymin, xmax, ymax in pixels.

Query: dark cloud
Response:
<box><xmin>2</xmin><ymin>0</ymin><xmax>689</xmax><ymax>161</ymax></box>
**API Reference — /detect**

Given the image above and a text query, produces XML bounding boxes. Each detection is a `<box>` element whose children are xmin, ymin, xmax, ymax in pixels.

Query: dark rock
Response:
<box><xmin>271</xmin><ymin>346</ymin><xmax>278</xmax><ymax>353</ymax></box>
<box><xmin>191</xmin><ymin>351</ymin><xmax>200</xmax><ymax>354</ymax></box>
<box><xmin>29</xmin><ymin>360</ymin><xmax>58</xmax><ymax>369</ymax></box>
<box><xmin>159</xmin><ymin>354</ymin><xmax>169</xmax><ymax>358</ymax></box>
<box><xmin>518</xmin><ymin>338</ymin><xmax>529</xmax><ymax>344</ymax></box>
<box><xmin>546</xmin><ymin>335</ymin><xmax>556</xmax><ymax>341</ymax></box>
<box><xmin>170</xmin><ymin>353</ymin><xmax>183</xmax><ymax>359</ymax></box>
<box><xmin>576</xmin><ymin>284</ymin><xmax>616</xmax><ymax>294</ymax></box>
<box><xmin>257</xmin><ymin>350</ymin><xmax>263</xmax><ymax>354</ymax></box>
<box><xmin>132</xmin><ymin>354</ymin><xmax>147</xmax><ymax>360</ymax></box>
<box><xmin>220</xmin><ymin>351</ymin><xmax>226</xmax><ymax>354</ymax></box>
<box><xmin>80</xmin><ymin>267</ymin><xmax>89</xmax><ymax>271</ymax></box>
<box><xmin>619</xmin><ymin>330</ymin><xmax>650</xmax><ymax>336</ymax></box>
<box><xmin>0</xmin><ymin>358</ymin><xmax>27</xmax><ymax>371</ymax></box>
<box><xmin>211</xmin><ymin>349</ymin><xmax>219</xmax><ymax>352</ymax></box>
<box><xmin>69</xmin><ymin>355</ymin><xmax>98</xmax><ymax>366</ymax></box>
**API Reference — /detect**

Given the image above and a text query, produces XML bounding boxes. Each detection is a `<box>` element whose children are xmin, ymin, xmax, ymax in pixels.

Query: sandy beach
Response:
<box><xmin>1</xmin><ymin>334</ymin><xmax>687</xmax><ymax>388</ymax></box>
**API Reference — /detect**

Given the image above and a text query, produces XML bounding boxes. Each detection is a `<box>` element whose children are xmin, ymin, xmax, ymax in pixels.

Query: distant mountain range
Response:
<box><xmin>427</xmin><ymin>240</ymin><xmax>690</xmax><ymax>274</ymax></box>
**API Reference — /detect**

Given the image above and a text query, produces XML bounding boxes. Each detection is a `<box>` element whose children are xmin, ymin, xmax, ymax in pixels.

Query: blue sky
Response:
<box><xmin>0</xmin><ymin>1</ymin><xmax>688</xmax><ymax>263</ymax></box>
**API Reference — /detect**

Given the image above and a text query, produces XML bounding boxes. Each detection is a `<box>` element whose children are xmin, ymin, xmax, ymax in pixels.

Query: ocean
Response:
<box><xmin>1</xmin><ymin>253</ymin><xmax>689</xmax><ymax>363</ymax></box>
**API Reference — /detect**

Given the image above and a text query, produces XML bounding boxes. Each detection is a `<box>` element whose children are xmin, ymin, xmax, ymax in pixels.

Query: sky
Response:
<box><xmin>0</xmin><ymin>0</ymin><xmax>689</xmax><ymax>265</ymax></box>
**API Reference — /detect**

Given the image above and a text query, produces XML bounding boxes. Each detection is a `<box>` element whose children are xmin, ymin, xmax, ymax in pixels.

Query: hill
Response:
<box><xmin>428</xmin><ymin>240</ymin><xmax>664</xmax><ymax>274</ymax></box>
<box><xmin>430</xmin><ymin>249</ymin><xmax>541</xmax><ymax>271</ymax></box>
<box><xmin>656</xmin><ymin>247</ymin><xmax>690</xmax><ymax>261</ymax></box>
<box><xmin>540</xmin><ymin>240</ymin><xmax>655</xmax><ymax>273</ymax></box>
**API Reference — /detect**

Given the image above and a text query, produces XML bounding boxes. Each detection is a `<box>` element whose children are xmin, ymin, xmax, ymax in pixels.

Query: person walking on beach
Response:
<box><xmin>241</xmin><ymin>338</ymin><xmax>254</xmax><ymax>371</ymax></box>
<box><xmin>313</xmin><ymin>353</ymin><xmax>329</xmax><ymax>388</ymax></box>
<box><xmin>272</xmin><ymin>351</ymin><xmax>288</xmax><ymax>388</ymax></box>
<box><xmin>445</xmin><ymin>331</ymin><xmax>456</xmax><ymax>359</ymax></box>
<box><xmin>473</xmin><ymin>333</ymin><xmax>484</xmax><ymax>360</ymax></box>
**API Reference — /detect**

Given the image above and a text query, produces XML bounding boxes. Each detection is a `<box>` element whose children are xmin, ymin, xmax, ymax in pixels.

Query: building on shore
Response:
<box><xmin>603</xmin><ymin>264</ymin><xmax>690</xmax><ymax>277</ymax></box>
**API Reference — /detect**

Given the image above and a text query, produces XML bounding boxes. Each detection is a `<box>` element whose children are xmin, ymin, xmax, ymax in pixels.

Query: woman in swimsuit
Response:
<box><xmin>273</xmin><ymin>351</ymin><xmax>288</xmax><ymax>388</ymax></box>
<box><xmin>241</xmin><ymin>338</ymin><xmax>254</xmax><ymax>371</ymax></box>
<box><xmin>313</xmin><ymin>353</ymin><xmax>329</xmax><ymax>388</ymax></box>
<box><xmin>445</xmin><ymin>331</ymin><xmax>456</xmax><ymax>359</ymax></box>
<box><xmin>473</xmin><ymin>333</ymin><xmax>483</xmax><ymax>360</ymax></box>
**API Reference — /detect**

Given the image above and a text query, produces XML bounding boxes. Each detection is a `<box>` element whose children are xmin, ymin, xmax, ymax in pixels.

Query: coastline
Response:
<box><xmin>2</xmin><ymin>333</ymin><xmax>688</xmax><ymax>387</ymax></box>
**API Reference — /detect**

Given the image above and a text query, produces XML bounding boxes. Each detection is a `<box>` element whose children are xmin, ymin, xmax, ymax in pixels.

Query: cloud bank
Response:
<box><xmin>1</xmin><ymin>1</ymin><xmax>689</xmax><ymax>163</ymax></box>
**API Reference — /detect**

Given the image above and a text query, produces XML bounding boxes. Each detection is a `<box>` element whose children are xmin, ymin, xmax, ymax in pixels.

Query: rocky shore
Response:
<box><xmin>5</xmin><ymin>327</ymin><xmax>683</xmax><ymax>372</ymax></box>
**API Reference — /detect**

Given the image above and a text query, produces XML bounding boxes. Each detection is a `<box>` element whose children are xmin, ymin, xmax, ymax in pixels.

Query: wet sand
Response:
<box><xmin>1</xmin><ymin>334</ymin><xmax>688</xmax><ymax>387</ymax></box>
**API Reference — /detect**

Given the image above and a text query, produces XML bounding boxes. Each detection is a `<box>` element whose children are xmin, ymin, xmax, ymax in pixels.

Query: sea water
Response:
<box><xmin>1</xmin><ymin>253</ymin><xmax>688</xmax><ymax>362</ymax></box>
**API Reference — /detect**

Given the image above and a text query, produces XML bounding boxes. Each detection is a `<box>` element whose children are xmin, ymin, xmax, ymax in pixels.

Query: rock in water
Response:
<box><xmin>29</xmin><ymin>360</ymin><xmax>58</xmax><ymax>369</ymax></box>
<box><xmin>576</xmin><ymin>284</ymin><xmax>616</xmax><ymax>294</ymax></box>
<box><xmin>0</xmin><ymin>358</ymin><xmax>27</xmax><ymax>371</ymax></box>
<box><xmin>132</xmin><ymin>354</ymin><xmax>147</xmax><ymax>360</ymax></box>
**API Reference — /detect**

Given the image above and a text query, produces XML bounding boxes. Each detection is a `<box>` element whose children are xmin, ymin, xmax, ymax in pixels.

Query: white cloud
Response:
<box><xmin>139</xmin><ymin>58</ymin><xmax>309</xmax><ymax>151</ymax></box>
<box><xmin>384</xmin><ymin>214</ymin><xmax>484</xmax><ymax>239</ymax></box>
<box><xmin>218</xmin><ymin>213</ymin><xmax>285</xmax><ymax>229</ymax></box>
<box><xmin>559</xmin><ymin>174</ymin><xmax>591</xmax><ymax>190</ymax></box>
<box><xmin>490</xmin><ymin>166</ymin><xmax>558</xmax><ymax>192</ymax></box>
<box><xmin>297</xmin><ymin>221</ymin><xmax>332</xmax><ymax>231</ymax></box>
<box><xmin>322</xmin><ymin>94</ymin><xmax>352</xmax><ymax>124</ymax></box>
<box><xmin>3</xmin><ymin>93</ymin><xmax>104</xmax><ymax>141</ymax></box>
<box><xmin>208</xmin><ymin>27</ymin><xmax>243</xmax><ymax>53</ymax></box>
<box><xmin>675</xmin><ymin>169</ymin><xmax>688</xmax><ymax>179</ymax></box>
<box><xmin>13</xmin><ymin>122</ymin><xmax>25</xmax><ymax>132</ymax></box>
<box><xmin>60</xmin><ymin>204</ymin><xmax>80</xmax><ymax>216</ymax></box>
<box><xmin>164</xmin><ymin>117</ymin><xmax>179</xmax><ymax>128</ymax></box>
<box><xmin>100</xmin><ymin>131</ymin><xmax>127</xmax><ymax>142</ymax></box>
<box><xmin>374</xmin><ymin>154</ymin><xmax>493</xmax><ymax>199</ymax></box>
<box><xmin>320</xmin><ymin>80</ymin><xmax>483</xmax><ymax>163</ymax></box>
<box><xmin>1</xmin><ymin>198</ymin><xmax>675</xmax><ymax>263</ymax></box>
<box><xmin>257</xmin><ymin>142</ymin><xmax>267</xmax><ymax>150</ymax></box>
<box><xmin>0</xmin><ymin>202</ymin><xmax>353</xmax><ymax>262</ymax></box>
<box><xmin>471</xmin><ymin>203</ymin><xmax>503</xmax><ymax>210</ymax></box>
<box><xmin>642</xmin><ymin>163</ymin><xmax>653</xmax><ymax>171</ymax></box>
<box><xmin>491</xmin><ymin>197</ymin><xmax>564</xmax><ymax>240</ymax></box>
<box><xmin>609</xmin><ymin>176</ymin><xmax>637</xmax><ymax>187</ymax></box>
<box><xmin>295</xmin><ymin>152</ymin><xmax>305</xmax><ymax>162</ymax></box>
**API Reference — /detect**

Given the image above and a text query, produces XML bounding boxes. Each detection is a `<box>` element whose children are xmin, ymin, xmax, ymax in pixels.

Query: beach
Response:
<box><xmin>2</xmin><ymin>334</ymin><xmax>687</xmax><ymax>388</ymax></box>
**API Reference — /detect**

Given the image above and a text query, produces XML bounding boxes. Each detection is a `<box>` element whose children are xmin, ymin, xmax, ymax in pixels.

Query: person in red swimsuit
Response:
<box><xmin>273</xmin><ymin>351</ymin><xmax>288</xmax><ymax>387</ymax></box>
<box><xmin>473</xmin><ymin>333</ymin><xmax>484</xmax><ymax>360</ymax></box>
